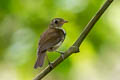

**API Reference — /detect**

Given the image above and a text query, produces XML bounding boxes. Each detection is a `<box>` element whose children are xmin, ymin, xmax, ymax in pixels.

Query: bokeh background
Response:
<box><xmin>0</xmin><ymin>0</ymin><xmax>120</xmax><ymax>80</ymax></box>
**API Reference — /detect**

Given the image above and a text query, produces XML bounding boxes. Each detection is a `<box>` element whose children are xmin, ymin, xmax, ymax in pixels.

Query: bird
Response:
<box><xmin>34</xmin><ymin>18</ymin><xmax>68</xmax><ymax>69</ymax></box>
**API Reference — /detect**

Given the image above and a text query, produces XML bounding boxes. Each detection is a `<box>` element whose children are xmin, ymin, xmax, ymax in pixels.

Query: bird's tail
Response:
<box><xmin>34</xmin><ymin>52</ymin><xmax>46</xmax><ymax>69</ymax></box>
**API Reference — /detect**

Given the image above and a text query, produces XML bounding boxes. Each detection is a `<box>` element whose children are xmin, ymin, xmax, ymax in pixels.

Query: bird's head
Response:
<box><xmin>50</xmin><ymin>18</ymin><xmax>68</xmax><ymax>28</ymax></box>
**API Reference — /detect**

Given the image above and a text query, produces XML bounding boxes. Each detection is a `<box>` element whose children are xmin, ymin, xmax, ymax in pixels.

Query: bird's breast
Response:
<box><xmin>62</xmin><ymin>29</ymin><xmax>66</xmax><ymax>37</ymax></box>
<box><xmin>47</xmin><ymin>28</ymin><xmax>66</xmax><ymax>52</ymax></box>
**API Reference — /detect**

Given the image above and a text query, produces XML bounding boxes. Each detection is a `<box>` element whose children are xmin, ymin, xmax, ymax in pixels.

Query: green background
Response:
<box><xmin>0</xmin><ymin>0</ymin><xmax>120</xmax><ymax>80</ymax></box>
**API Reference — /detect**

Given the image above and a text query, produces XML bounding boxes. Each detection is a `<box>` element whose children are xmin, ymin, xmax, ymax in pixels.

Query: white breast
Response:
<box><xmin>61</xmin><ymin>29</ymin><xmax>66</xmax><ymax>37</ymax></box>
<box><xmin>54</xmin><ymin>27</ymin><xmax>66</xmax><ymax>37</ymax></box>
<box><xmin>53</xmin><ymin>27</ymin><xmax>66</xmax><ymax>49</ymax></box>
<box><xmin>54</xmin><ymin>41</ymin><xmax>63</xmax><ymax>47</ymax></box>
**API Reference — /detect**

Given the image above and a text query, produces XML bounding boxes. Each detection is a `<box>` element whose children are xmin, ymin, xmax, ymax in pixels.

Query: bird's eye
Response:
<box><xmin>55</xmin><ymin>20</ymin><xmax>58</xmax><ymax>24</ymax></box>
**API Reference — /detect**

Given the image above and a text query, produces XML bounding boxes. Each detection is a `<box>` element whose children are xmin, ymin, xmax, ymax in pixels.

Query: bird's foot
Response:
<box><xmin>56</xmin><ymin>51</ymin><xmax>65</xmax><ymax>60</ymax></box>
<box><xmin>48</xmin><ymin>62</ymin><xmax>53</xmax><ymax>69</ymax></box>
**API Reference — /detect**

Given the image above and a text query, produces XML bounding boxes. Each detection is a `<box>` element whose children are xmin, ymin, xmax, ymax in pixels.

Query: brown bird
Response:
<box><xmin>34</xmin><ymin>18</ymin><xmax>68</xmax><ymax>69</ymax></box>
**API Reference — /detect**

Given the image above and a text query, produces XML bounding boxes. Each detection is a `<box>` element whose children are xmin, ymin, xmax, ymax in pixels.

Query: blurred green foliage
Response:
<box><xmin>0</xmin><ymin>0</ymin><xmax>120</xmax><ymax>80</ymax></box>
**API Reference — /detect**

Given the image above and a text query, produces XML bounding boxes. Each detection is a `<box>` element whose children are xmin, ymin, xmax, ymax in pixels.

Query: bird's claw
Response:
<box><xmin>48</xmin><ymin>62</ymin><xmax>53</xmax><ymax>69</ymax></box>
<box><xmin>56</xmin><ymin>51</ymin><xmax>65</xmax><ymax>60</ymax></box>
<box><xmin>61</xmin><ymin>53</ymin><xmax>64</xmax><ymax>60</ymax></box>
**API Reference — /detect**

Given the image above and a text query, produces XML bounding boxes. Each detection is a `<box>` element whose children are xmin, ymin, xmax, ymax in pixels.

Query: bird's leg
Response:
<box><xmin>56</xmin><ymin>51</ymin><xmax>65</xmax><ymax>60</ymax></box>
<box><xmin>46</xmin><ymin>54</ymin><xmax>53</xmax><ymax>69</ymax></box>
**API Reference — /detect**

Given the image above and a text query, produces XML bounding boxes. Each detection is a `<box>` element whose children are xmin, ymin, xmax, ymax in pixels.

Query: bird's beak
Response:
<box><xmin>63</xmin><ymin>20</ymin><xmax>68</xmax><ymax>23</ymax></box>
<box><xmin>61</xmin><ymin>20</ymin><xmax>68</xmax><ymax>24</ymax></box>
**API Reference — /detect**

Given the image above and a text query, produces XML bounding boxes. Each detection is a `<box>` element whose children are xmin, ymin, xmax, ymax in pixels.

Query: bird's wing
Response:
<box><xmin>37</xmin><ymin>28</ymin><xmax>63</xmax><ymax>55</ymax></box>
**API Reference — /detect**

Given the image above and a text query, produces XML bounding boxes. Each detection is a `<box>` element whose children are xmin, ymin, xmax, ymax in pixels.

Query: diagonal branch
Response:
<box><xmin>34</xmin><ymin>0</ymin><xmax>113</xmax><ymax>80</ymax></box>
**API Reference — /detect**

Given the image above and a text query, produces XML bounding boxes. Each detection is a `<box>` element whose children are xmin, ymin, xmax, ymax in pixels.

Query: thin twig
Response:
<box><xmin>34</xmin><ymin>0</ymin><xmax>113</xmax><ymax>80</ymax></box>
